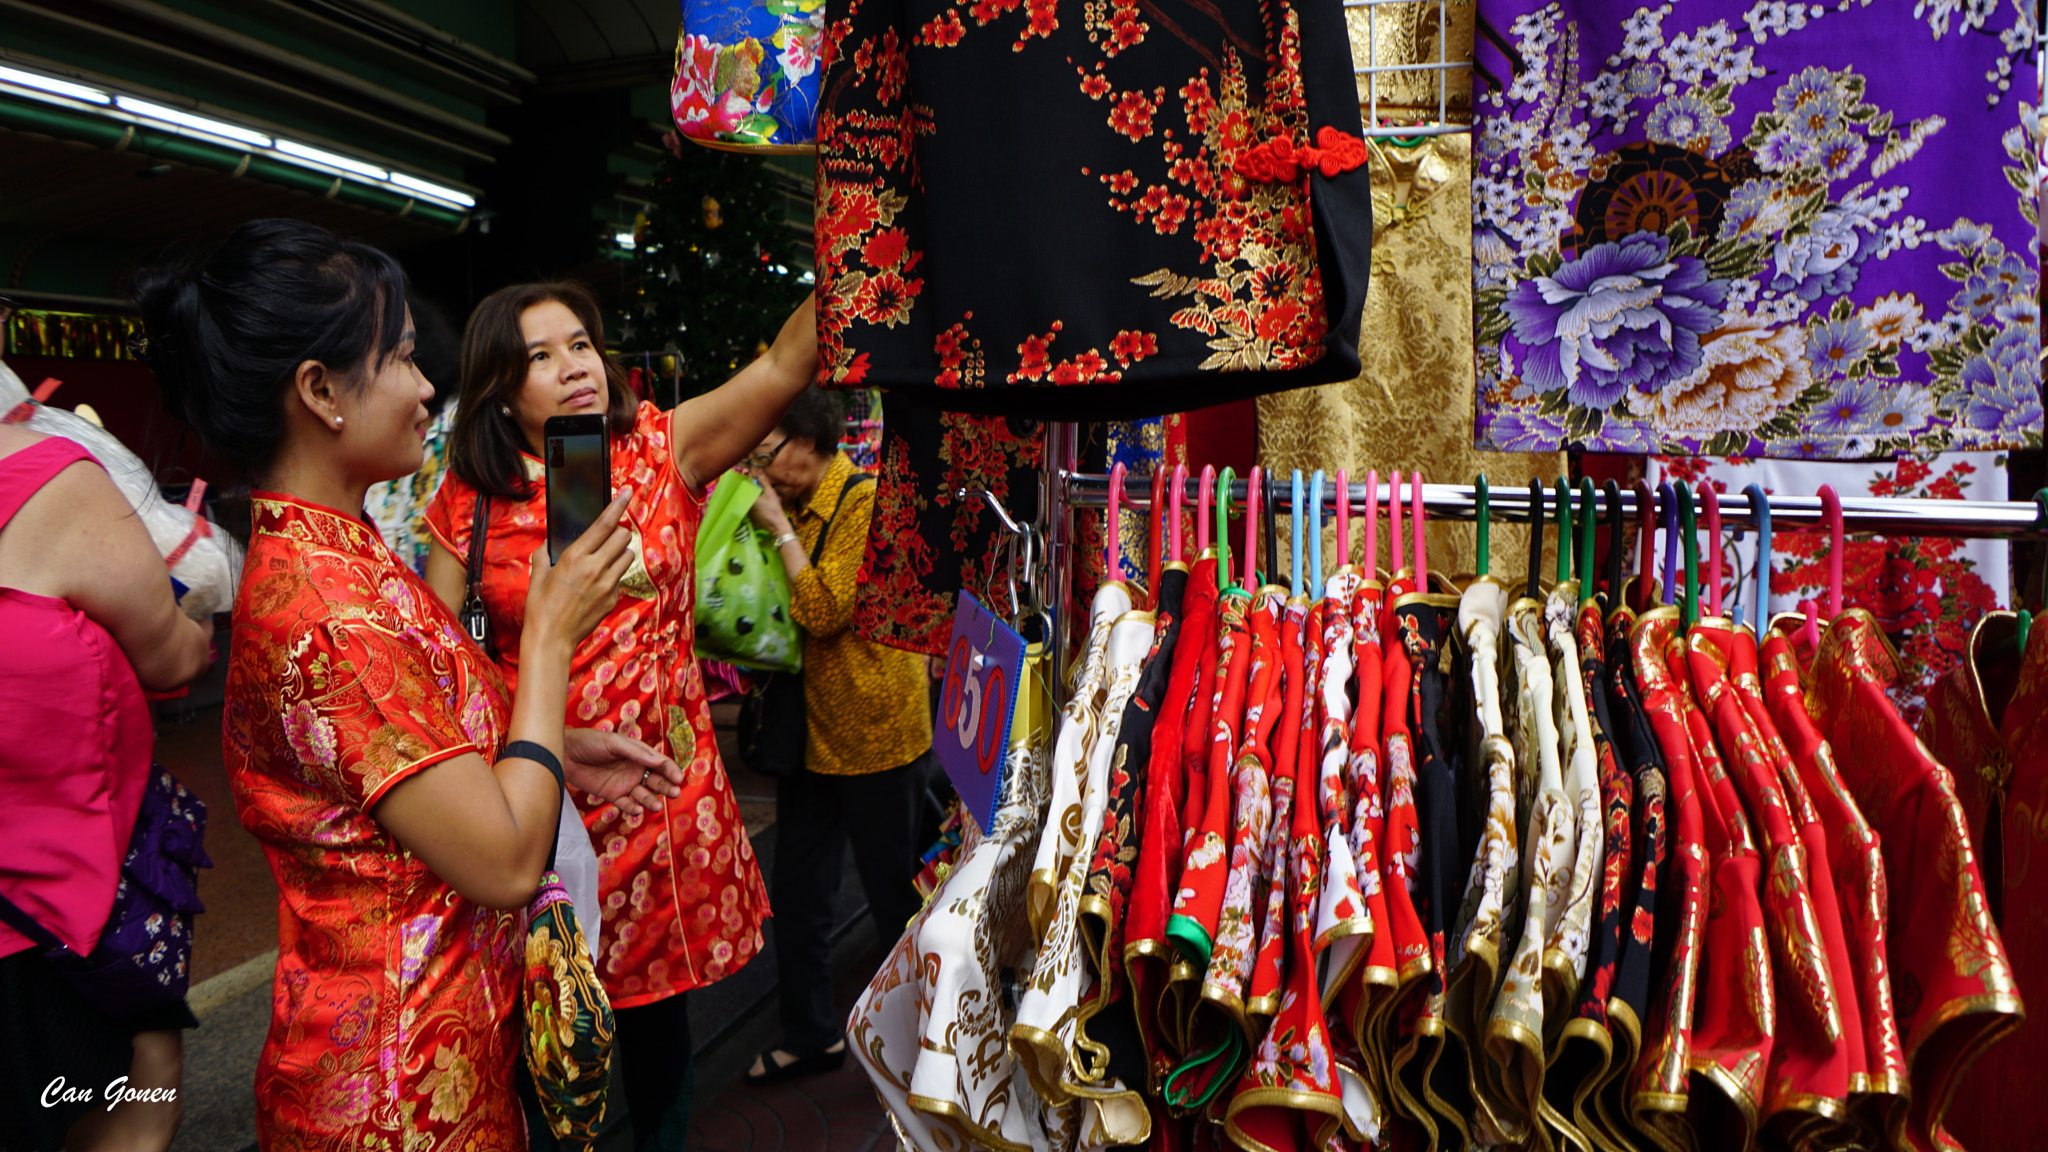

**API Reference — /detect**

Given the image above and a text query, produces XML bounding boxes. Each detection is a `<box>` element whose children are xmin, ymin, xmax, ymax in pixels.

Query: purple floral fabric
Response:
<box><xmin>1471</xmin><ymin>1</ymin><xmax>2042</xmax><ymax>459</ymax></box>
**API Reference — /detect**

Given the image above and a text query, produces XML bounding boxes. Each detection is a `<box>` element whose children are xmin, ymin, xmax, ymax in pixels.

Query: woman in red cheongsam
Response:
<box><xmin>425</xmin><ymin>282</ymin><xmax>815</xmax><ymax>1147</ymax></box>
<box><xmin>137</xmin><ymin>219</ymin><xmax>682</xmax><ymax>1151</ymax></box>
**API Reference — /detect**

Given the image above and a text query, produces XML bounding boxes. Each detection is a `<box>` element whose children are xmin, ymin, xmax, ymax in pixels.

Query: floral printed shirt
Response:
<box><xmin>1473</xmin><ymin>0</ymin><xmax>2041</xmax><ymax>458</ymax></box>
<box><xmin>224</xmin><ymin>493</ymin><xmax>525</xmax><ymax>1152</ymax></box>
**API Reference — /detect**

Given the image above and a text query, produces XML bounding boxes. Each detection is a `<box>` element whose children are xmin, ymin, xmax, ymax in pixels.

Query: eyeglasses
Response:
<box><xmin>742</xmin><ymin>436</ymin><xmax>791</xmax><ymax>470</ymax></box>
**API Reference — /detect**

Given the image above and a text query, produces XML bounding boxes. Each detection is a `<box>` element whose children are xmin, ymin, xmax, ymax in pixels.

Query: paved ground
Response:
<box><xmin>154</xmin><ymin>698</ymin><xmax>901</xmax><ymax>1152</ymax></box>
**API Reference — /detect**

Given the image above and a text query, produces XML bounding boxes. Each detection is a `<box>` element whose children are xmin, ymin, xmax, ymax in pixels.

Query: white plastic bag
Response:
<box><xmin>552</xmin><ymin>791</ymin><xmax>604</xmax><ymax>968</ymax></box>
<box><xmin>0</xmin><ymin>358</ymin><xmax>242</xmax><ymax>619</ymax></box>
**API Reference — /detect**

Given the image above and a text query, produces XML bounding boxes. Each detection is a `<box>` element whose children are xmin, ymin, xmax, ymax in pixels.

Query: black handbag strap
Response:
<box><xmin>808</xmin><ymin>473</ymin><xmax>874</xmax><ymax>566</ymax></box>
<box><xmin>0</xmin><ymin>889</ymin><xmax>69</xmax><ymax>956</ymax></box>
<box><xmin>467</xmin><ymin>492</ymin><xmax>491</xmax><ymax>595</ymax></box>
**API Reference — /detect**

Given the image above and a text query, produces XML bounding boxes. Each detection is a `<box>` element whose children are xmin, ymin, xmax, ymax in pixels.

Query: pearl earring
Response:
<box><xmin>500</xmin><ymin>404</ymin><xmax>512</xmax><ymax>417</ymax></box>
<box><xmin>334</xmin><ymin>417</ymin><xmax>344</xmax><ymax>427</ymax></box>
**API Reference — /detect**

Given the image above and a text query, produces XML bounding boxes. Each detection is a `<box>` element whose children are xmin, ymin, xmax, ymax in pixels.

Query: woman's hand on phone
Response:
<box><xmin>524</xmin><ymin>487</ymin><xmax>635</xmax><ymax>654</ymax></box>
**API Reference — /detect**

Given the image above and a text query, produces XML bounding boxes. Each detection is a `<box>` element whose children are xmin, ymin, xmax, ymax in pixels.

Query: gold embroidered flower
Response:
<box><xmin>1638</xmin><ymin>313</ymin><xmax>1812</xmax><ymax>436</ymax></box>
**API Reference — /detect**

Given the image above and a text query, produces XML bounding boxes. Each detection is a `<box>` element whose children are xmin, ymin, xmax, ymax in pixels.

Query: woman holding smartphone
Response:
<box><xmin>135</xmin><ymin>219</ymin><xmax>685</xmax><ymax>1150</ymax></box>
<box><xmin>424</xmin><ymin>281</ymin><xmax>817</xmax><ymax>1149</ymax></box>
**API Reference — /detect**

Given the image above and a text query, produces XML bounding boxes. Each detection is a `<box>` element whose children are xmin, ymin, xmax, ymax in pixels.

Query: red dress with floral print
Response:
<box><xmin>224</xmin><ymin>494</ymin><xmax>525</xmax><ymax>1151</ymax></box>
<box><xmin>426</xmin><ymin>402</ymin><xmax>768</xmax><ymax>1008</ymax></box>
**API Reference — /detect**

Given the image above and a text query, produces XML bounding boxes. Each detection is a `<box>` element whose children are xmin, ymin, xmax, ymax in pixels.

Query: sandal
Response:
<box><xmin>744</xmin><ymin>1040</ymin><xmax>847</xmax><ymax>1086</ymax></box>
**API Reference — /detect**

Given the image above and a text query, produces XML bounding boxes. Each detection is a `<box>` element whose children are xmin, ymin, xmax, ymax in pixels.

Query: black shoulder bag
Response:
<box><xmin>737</xmin><ymin>474</ymin><xmax>873</xmax><ymax>778</ymax></box>
<box><xmin>460</xmin><ymin>494</ymin><xmax>496</xmax><ymax>659</ymax></box>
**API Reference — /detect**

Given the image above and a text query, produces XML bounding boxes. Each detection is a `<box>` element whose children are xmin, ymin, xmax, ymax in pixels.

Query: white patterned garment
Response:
<box><xmin>1314</xmin><ymin>568</ymin><xmax>1369</xmax><ymax>992</ymax></box>
<box><xmin>1027</xmin><ymin>587</ymin><xmax>1130</xmax><ymax>936</ymax></box>
<box><xmin>850</xmin><ymin>649</ymin><xmax>1080</xmax><ymax>1152</ymax></box>
<box><xmin>1012</xmin><ymin>606</ymin><xmax>1155</xmax><ymax>1149</ymax></box>
<box><xmin>1542</xmin><ymin>582</ymin><xmax>1604</xmax><ymax>1030</ymax></box>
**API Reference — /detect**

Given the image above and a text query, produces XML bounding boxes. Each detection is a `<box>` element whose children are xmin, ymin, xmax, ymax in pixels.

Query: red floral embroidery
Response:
<box><xmin>1079</xmin><ymin>69</ymin><xmax>1111</xmax><ymax>100</ymax></box>
<box><xmin>1108</xmin><ymin>88</ymin><xmax>1160</xmax><ymax>141</ymax></box>
<box><xmin>917</xmin><ymin>9</ymin><xmax>965</xmax><ymax>46</ymax></box>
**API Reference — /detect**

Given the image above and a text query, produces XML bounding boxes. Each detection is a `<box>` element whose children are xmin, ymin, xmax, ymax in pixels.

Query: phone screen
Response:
<box><xmin>544</xmin><ymin>423</ymin><xmax>610</xmax><ymax>563</ymax></box>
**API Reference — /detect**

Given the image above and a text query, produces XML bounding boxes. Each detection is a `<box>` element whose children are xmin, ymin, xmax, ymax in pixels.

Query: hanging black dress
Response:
<box><xmin>814</xmin><ymin>0</ymin><xmax>1374</xmax><ymax>421</ymax></box>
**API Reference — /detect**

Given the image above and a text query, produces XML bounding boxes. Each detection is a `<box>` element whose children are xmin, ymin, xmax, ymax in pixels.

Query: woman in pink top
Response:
<box><xmin>0</xmin><ymin>416</ymin><xmax>213</xmax><ymax>1151</ymax></box>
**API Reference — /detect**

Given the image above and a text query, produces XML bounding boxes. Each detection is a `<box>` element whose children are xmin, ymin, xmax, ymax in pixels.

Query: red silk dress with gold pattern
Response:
<box><xmin>425</xmin><ymin>401</ymin><xmax>768</xmax><ymax>1008</ymax></box>
<box><xmin>225</xmin><ymin>494</ymin><xmax>526</xmax><ymax>1151</ymax></box>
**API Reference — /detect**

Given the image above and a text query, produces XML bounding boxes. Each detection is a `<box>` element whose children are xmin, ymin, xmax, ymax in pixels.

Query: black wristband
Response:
<box><xmin>503</xmin><ymin>740</ymin><xmax>565</xmax><ymax>790</ymax></box>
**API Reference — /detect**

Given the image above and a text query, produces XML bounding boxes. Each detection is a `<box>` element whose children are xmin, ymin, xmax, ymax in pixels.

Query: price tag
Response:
<box><xmin>936</xmin><ymin>590</ymin><xmax>1025</xmax><ymax>836</ymax></box>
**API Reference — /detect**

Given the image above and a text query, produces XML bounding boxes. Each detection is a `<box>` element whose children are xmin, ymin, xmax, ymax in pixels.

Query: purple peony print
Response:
<box><xmin>1501</xmin><ymin>231</ymin><xmax>1728</xmax><ymax>409</ymax></box>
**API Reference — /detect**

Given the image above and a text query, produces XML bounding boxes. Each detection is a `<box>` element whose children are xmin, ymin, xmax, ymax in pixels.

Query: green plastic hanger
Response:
<box><xmin>1216</xmin><ymin>466</ymin><xmax>1236</xmax><ymax>594</ymax></box>
<box><xmin>1676</xmin><ymin>481</ymin><xmax>1701</xmax><ymax>630</ymax></box>
<box><xmin>1576</xmin><ymin>477</ymin><xmax>1597</xmax><ymax>593</ymax></box>
<box><xmin>1475</xmin><ymin>474</ymin><xmax>1491</xmax><ymax>578</ymax></box>
<box><xmin>1554</xmin><ymin>477</ymin><xmax>1573</xmax><ymax>587</ymax></box>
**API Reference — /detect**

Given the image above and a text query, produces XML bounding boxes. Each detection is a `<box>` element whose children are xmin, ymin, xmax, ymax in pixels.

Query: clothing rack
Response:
<box><xmin>1348</xmin><ymin>0</ymin><xmax>1471</xmax><ymax>137</ymax></box>
<box><xmin>1058</xmin><ymin>472</ymin><xmax>2048</xmax><ymax>539</ymax></box>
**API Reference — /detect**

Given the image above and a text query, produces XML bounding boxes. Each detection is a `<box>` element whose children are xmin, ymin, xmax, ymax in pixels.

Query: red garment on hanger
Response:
<box><xmin>1686</xmin><ymin>621</ymin><xmax>1851</xmax><ymax>1140</ymax></box>
<box><xmin>1625</xmin><ymin>609</ymin><xmax>1711</xmax><ymax>1151</ymax></box>
<box><xmin>1921</xmin><ymin>614</ymin><xmax>2048</xmax><ymax>1152</ymax></box>
<box><xmin>1130</xmin><ymin>555</ymin><xmax>1221</xmax><ymax>1089</ymax></box>
<box><xmin>1805</xmin><ymin>611</ymin><xmax>2023</xmax><ymax>1152</ymax></box>
<box><xmin>1334</xmin><ymin>574</ymin><xmax>1397</xmax><ymax>1111</ymax></box>
<box><xmin>1760</xmin><ymin>627</ymin><xmax>1911</xmax><ymax>1130</ymax></box>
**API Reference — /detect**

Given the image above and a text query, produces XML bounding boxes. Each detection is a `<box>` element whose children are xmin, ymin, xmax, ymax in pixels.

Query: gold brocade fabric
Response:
<box><xmin>1345</xmin><ymin>0</ymin><xmax>1474</xmax><ymax>123</ymax></box>
<box><xmin>1257</xmin><ymin>135</ymin><xmax>1563</xmax><ymax>581</ymax></box>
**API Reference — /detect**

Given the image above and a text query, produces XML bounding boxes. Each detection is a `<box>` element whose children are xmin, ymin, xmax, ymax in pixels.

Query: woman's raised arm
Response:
<box><xmin>670</xmin><ymin>294</ymin><xmax>817</xmax><ymax>491</ymax></box>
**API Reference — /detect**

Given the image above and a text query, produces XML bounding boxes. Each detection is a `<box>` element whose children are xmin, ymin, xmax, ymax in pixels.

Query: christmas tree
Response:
<box><xmin>617</xmin><ymin>139</ymin><xmax>812</xmax><ymax>402</ymax></box>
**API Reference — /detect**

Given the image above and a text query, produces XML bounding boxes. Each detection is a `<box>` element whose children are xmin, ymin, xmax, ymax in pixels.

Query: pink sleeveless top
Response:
<box><xmin>0</xmin><ymin>437</ymin><xmax>153</xmax><ymax>957</ymax></box>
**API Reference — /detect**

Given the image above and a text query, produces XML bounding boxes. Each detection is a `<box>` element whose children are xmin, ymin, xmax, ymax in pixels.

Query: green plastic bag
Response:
<box><xmin>694</xmin><ymin>472</ymin><xmax>802</xmax><ymax>672</ymax></box>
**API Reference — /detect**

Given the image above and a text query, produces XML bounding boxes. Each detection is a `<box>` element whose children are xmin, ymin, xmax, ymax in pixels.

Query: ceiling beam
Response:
<box><xmin>211</xmin><ymin>0</ymin><xmax>521</xmax><ymax>107</ymax></box>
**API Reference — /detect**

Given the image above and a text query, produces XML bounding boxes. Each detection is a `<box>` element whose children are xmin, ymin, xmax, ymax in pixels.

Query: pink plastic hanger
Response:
<box><xmin>1147</xmin><ymin>466</ymin><xmax>1167</xmax><ymax>603</ymax></box>
<box><xmin>1198</xmin><ymin>464</ymin><xmax>1215</xmax><ymax>555</ymax></box>
<box><xmin>1107</xmin><ymin>461</ymin><xmax>1127</xmax><ymax>582</ymax></box>
<box><xmin>1796</xmin><ymin>485</ymin><xmax>1845</xmax><ymax>650</ymax></box>
<box><xmin>1335</xmin><ymin>468</ymin><xmax>1350</xmax><ymax>572</ymax></box>
<box><xmin>1388</xmin><ymin>470</ymin><xmax>1405</xmax><ymax>580</ymax></box>
<box><xmin>1170</xmin><ymin>463</ymin><xmax>1187</xmax><ymax>565</ymax></box>
<box><xmin>1410</xmin><ymin>471</ymin><xmax>1428</xmax><ymax>590</ymax></box>
<box><xmin>1363</xmin><ymin>469</ymin><xmax>1379</xmax><ymax>578</ymax></box>
<box><xmin>1245</xmin><ymin>466</ymin><xmax>1263</xmax><ymax>591</ymax></box>
<box><xmin>1702</xmin><ymin>485</ymin><xmax>1724</xmax><ymax>619</ymax></box>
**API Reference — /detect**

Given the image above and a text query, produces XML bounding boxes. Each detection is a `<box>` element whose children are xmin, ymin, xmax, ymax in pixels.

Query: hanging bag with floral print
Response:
<box><xmin>672</xmin><ymin>0</ymin><xmax>823</xmax><ymax>151</ymax></box>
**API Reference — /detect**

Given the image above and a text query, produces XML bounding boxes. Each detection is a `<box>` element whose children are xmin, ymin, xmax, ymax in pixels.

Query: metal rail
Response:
<box><xmin>1060</xmin><ymin>472</ymin><xmax>2048</xmax><ymax>539</ymax></box>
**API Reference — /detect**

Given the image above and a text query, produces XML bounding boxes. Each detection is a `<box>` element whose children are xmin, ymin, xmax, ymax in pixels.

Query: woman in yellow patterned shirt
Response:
<box><xmin>743</xmin><ymin>385</ymin><xmax>934</xmax><ymax>1084</ymax></box>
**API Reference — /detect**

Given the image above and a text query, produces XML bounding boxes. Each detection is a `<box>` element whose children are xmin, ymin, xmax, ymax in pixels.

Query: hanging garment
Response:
<box><xmin>1256</xmin><ymin>134</ymin><xmax>1563</xmax><ymax>579</ymax></box>
<box><xmin>1170</xmin><ymin>588</ymin><xmax>1287</xmax><ymax>1114</ymax></box>
<box><xmin>1685</xmin><ymin>619</ymin><xmax>1853</xmax><ymax>1142</ymax></box>
<box><xmin>1725</xmin><ymin>626</ymin><xmax>1867</xmax><ymax>1122</ymax></box>
<box><xmin>1470</xmin><ymin>1</ymin><xmax>2042</xmax><ymax>458</ymax></box>
<box><xmin>850</xmin><ymin>646</ymin><xmax>1075</xmax><ymax>1152</ymax></box>
<box><xmin>813</xmin><ymin>0</ymin><xmax>1374</xmax><ymax>421</ymax></box>
<box><xmin>1166</xmin><ymin>585</ymin><xmax>1256</xmax><ymax>1070</ymax></box>
<box><xmin>1224</xmin><ymin>593</ymin><xmax>1352</xmax><ymax>1152</ymax></box>
<box><xmin>1478</xmin><ymin>590</ymin><xmax>1572</xmax><ymax>1148</ymax></box>
<box><xmin>1333</xmin><ymin>571</ymin><xmax>1400</xmax><ymax>1116</ymax></box>
<box><xmin>1246</xmin><ymin>596</ymin><xmax>1313</xmax><ymax>1026</ymax></box>
<box><xmin>1625</xmin><ymin>607</ymin><xmax>1711</xmax><ymax>1152</ymax></box>
<box><xmin>1646</xmin><ymin>453</ymin><xmax>2011</xmax><ymax>727</ymax></box>
<box><xmin>1445</xmin><ymin>575</ymin><xmax>1523</xmax><ymax>1147</ymax></box>
<box><xmin>853</xmin><ymin>398</ymin><xmax>1045</xmax><ymax>655</ymax></box>
<box><xmin>1920</xmin><ymin>612</ymin><xmax>2048</xmax><ymax>1152</ymax></box>
<box><xmin>1596</xmin><ymin>606</ymin><xmax>1673</xmax><ymax>1152</ymax></box>
<box><xmin>1030</xmin><ymin>586</ymin><xmax>1131</xmax><ymax>937</ymax></box>
<box><xmin>1658</xmin><ymin>612</ymin><xmax>1775</xmax><ymax>1151</ymax></box>
<box><xmin>1806</xmin><ymin>610</ymin><xmax>2024</xmax><ymax>1152</ymax></box>
<box><xmin>1313</xmin><ymin>568</ymin><xmax>1371</xmax><ymax>996</ymax></box>
<box><xmin>1540</xmin><ymin>595</ymin><xmax>1635</xmax><ymax>1151</ymax></box>
<box><xmin>1130</xmin><ymin>557</ymin><xmax>1220</xmax><ymax>1092</ymax></box>
<box><xmin>1076</xmin><ymin>564</ymin><xmax>1189</xmax><ymax>1103</ymax></box>
<box><xmin>1541</xmin><ymin>584</ymin><xmax>1604</xmax><ymax>1045</ymax></box>
<box><xmin>1759</xmin><ymin>626</ymin><xmax>1911</xmax><ymax>1132</ymax></box>
<box><xmin>1015</xmin><ymin>602</ymin><xmax>1156</xmax><ymax>1147</ymax></box>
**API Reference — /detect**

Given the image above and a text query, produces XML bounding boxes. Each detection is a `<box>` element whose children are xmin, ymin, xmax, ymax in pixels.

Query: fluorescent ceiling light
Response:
<box><xmin>0</xmin><ymin>64</ymin><xmax>110</xmax><ymax>105</ymax></box>
<box><xmin>115</xmin><ymin>95</ymin><xmax>270</xmax><ymax>147</ymax></box>
<box><xmin>613</xmin><ymin>232</ymin><xmax>637</xmax><ymax>249</ymax></box>
<box><xmin>388</xmin><ymin>171</ymin><xmax>475</xmax><ymax>208</ymax></box>
<box><xmin>275</xmin><ymin>138</ymin><xmax>386</xmax><ymax>180</ymax></box>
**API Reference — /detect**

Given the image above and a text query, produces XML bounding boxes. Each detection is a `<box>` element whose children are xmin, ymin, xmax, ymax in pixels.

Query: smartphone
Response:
<box><xmin>543</xmin><ymin>414</ymin><xmax>611</xmax><ymax>564</ymax></box>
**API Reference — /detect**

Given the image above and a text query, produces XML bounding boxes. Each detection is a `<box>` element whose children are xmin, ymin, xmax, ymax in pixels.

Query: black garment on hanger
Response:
<box><xmin>814</xmin><ymin>0</ymin><xmax>1373</xmax><ymax>421</ymax></box>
